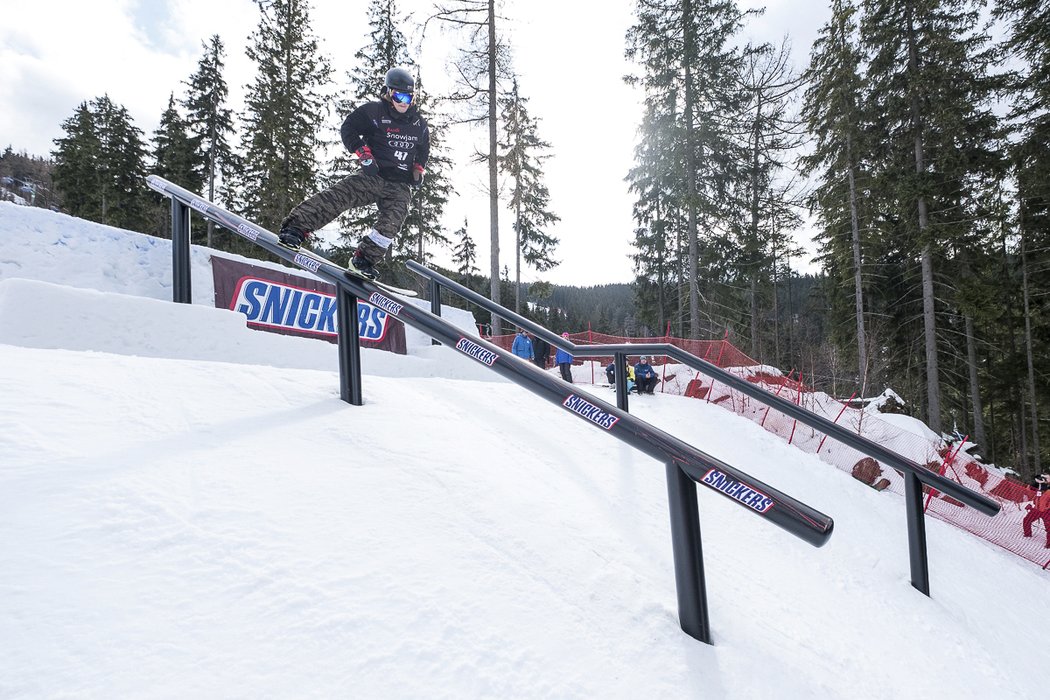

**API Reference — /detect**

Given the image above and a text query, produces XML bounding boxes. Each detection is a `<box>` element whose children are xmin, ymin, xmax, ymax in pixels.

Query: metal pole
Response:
<box><xmin>337</xmin><ymin>287</ymin><xmax>363</xmax><ymax>406</ymax></box>
<box><xmin>171</xmin><ymin>200</ymin><xmax>191</xmax><ymax>304</ymax></box>
<box><xmin>615</xmin><ymin>351</ymin><xmax>629</xmax><ymax>412</ymax></box>
<box><xmin>430</xmin><ymin>278</ymin><xmax>441</xmax><ymax>346</ymax></box>
<box><xmin>666</xmin><ymin>461</ymin><xmax>710</xmax><ymax>643</ymax></box>
<box><xmin>904</xmin><ymin>471</ymin><xmax>930</xmax><ymax>595</ymax></box>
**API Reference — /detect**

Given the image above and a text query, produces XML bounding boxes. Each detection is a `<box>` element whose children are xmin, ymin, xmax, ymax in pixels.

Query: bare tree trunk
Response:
<box><xmin>907</xmin><ymin>9</ymin><xmax>940</xmax><ymax>434</ymax></box>
<box><xmin>846</xmin><ymin>133</ymin><xmax>866</xmax><ymax>392</ymax></box>
<box><xmin>487</xmin><ymin>0</ymin><xmax>501</xmax><ymax>335</ymax></box>
<box><xmin>514</xmin><ymin>204</ymin><xmax>521</xmax><ymax>314</ymax></box>
<box><xmin>963</xmin><ymin>313</ymin><xmax>987</xmax><ymax>450</ymax></box>
<box><xmin>1021</xmin><ymin>229</ymin><xmax>1041</xmax><ymax>472</ymax></box>
<box><xmin>683</xmin><ymin>0</ymin><xmax>701</xmax><ymax>339</ymax></box>
<box><xmin>772</xmin><ymin>222</ymin><xmax>781</xmax><ymax>367</ymax></box>
<box><xmin>749</xmin><ymin>92</ymin><xmax>762</xmax><ymax>358</ymax></box>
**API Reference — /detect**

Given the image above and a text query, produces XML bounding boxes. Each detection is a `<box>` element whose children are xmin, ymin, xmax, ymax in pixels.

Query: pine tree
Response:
<box><xmin>860</xmin><ymin>0</ymin><xmax>1004</xmax><ymax>433</ymax></box>
<box><xmin>399</xmin><ymin>110</ymin><xmax>453</xmax><ymax>268</ymax></box>
<box><xmin>238</xmin><ymin>0</ymin><xmax>332</xmax><ymax>232</ymax></box>
<box><xmin>625</xmin><ymin>0</ymin><xmax>751</xmax><ymax>339</ymax></box>
<box><xmin>736</xmin><ymin>41</ymin><xmax>805</xmax><ymax>361</ymax></box>
<box><xmin>52</xmin><ymin>102</ymin><xmax>101</xmax><ymax>219</ymax></box>
<box><xmin>182</xmin><ymin>34</ymin><xmax>237</xmax><ymax>247</ymax></box>
<box><xmin>801</xmin><ymin>0</ymin><xmax>872</xmax><ymax>390</ymax></box>
<box><xmin>451</xmin><ymin>218</ymin><xmax>480</xmax><ymax>277</ymax></box>
<box><xmin>429</xmin><ymin>0</ymin><xmax>513</xmax><ymax>333</ymax></box>
<box><xmin>151</xmin><ymin>94</ymin><xmax>205</xmax><ymax>238</ymax></box>
<box><xmin>53</xmin><ymin>96</ymin><xmax>150</xmax><ymax>231</ymax></box>
<box><xmin>993</xmin><ymin>0</ymin><xmax>1050</xmax><ymax>473</ymax></box>
<box><xmin>497</xmin><ymin>77</ymin><xmax>559</xmax><ymax>313</ymax></box>
<box><xmin>94</xmin><ymin>96</ymin><xmax>151</xmax><ymax>232</ymax></box>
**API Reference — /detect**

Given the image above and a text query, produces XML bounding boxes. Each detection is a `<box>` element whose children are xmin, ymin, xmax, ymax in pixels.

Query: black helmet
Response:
<box><xmin>384</xmin><ymin>67</ymin><xmax>415</xmax><ymax>93</ymax></box>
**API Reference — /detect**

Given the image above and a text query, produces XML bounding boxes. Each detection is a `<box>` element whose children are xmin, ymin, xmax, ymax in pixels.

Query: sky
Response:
<box><xmin>0</xmin><ymin>0</ymin><xmax>829</xmax><ymax>287</ymax></box>
<box><xmin>2</xmin><ymin>200</ymin><xmax>1050</xmax><ymax>698</ymax></box>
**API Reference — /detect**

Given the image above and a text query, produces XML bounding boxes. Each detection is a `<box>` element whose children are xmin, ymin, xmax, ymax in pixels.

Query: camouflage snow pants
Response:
<box><xmin>282</xmin><ymin>172</ymin><xmax>413</xmax><ymax>241</ymax></box>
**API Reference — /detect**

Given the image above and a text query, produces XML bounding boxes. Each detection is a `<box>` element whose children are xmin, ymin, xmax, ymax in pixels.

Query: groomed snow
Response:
<box><xmin>1</xmin><ymin>202</ymin><xmax>1047</xmax><ymax>699</ymax></box>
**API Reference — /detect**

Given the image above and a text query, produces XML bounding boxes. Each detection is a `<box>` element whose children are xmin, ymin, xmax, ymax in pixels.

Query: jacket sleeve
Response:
<box><xmin>340</xmin><ymin>104</ymin><xmax>374</xmax><ymax>153</ymax></box>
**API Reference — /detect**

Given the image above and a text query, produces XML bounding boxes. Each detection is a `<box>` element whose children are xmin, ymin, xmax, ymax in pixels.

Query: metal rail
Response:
<box><xmin>406</xmin><ymin>259</ymin><xmax>1002</xmax><ymax>597</ymax></box>
<box><xmin>147</xmin><ymin>174</ymin><xmax>834</xmax><ymax>644</ymax></box>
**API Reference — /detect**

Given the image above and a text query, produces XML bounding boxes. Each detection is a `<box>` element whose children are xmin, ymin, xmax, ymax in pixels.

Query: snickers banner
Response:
<box><xmin>211</xmin><ymin>256</ymin><xmax>406</xmax><ymax>354</ymax></box>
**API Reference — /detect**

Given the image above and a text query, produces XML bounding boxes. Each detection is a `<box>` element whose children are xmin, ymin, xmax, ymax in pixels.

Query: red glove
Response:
<box><xmin>355</xmin><ymin>146</ymin><xmax>378</xmax><ymax>175</ymax></box>
<box><xmin>412</xmin><ymin>163</ymin><xmax>425</xmax><ymax>187</ymax></box>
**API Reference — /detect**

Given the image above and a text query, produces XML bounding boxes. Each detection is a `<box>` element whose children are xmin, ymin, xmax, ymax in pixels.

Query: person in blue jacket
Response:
<box><xmin>554</xmin><ymin>332</ymin><xmax>574</xmax><ymax>383</ymax></box>
<box><xmin>511</xmin><ymin>329</ymin><xmax>534</xmax><ymax>361</ymax></box>
<box><xmin>634</xmin><ymin>355</ymin><xmax>659</xmax><ymax>394</ymax></box>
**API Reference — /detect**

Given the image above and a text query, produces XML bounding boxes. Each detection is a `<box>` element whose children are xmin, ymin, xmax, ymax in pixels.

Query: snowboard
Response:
<box><xmin>279</xmin><ymin>242</ymin><xmax>418</xmax><ymax>297</ymax></box>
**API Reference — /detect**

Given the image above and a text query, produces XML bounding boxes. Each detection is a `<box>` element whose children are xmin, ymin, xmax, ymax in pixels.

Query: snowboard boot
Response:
<box><xmin>349</xmin><ymin>236</ymin><xmax>386</xmax><ymax>280</ymax></box>
<box><xmin>278</xmin><ymin>224</ymin><xmax>311</xmax><ymax>249</ymax></box>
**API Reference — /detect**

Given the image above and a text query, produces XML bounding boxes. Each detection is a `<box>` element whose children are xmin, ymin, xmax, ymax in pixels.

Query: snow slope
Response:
<box><xmin>1</xmin><ymin>202</ymin><xmax>1047</xmax><ymax>699</ymax></box>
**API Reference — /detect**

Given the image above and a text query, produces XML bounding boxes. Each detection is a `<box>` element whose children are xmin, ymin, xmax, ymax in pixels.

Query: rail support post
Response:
<box><xmin>429</xmin><ymin>278</ymin><xmax>441</xmax><ymax>345</ymax></box>
<box><xmin>171</xmin><ymin>199</ymin><xmax>191</xmax><ymax>304</ymax></box>
<box><xmin>666</xmin><ymin>461</ymin><xmax>711</xmax><ymax>644</ymax></box>
<box><xmin>337</xmin><ymin>286</ymin><xmax>363</xmax><ymax>406</ymax></box>
<box><xmin>904</xmin><ymin>470</ymin><xmax>930</xmax><ymax>595</ymax></box>
<box><xmin>615</xmin><ymin>351</ymin><xmax>629</xmax><ymax>412</ymax></box>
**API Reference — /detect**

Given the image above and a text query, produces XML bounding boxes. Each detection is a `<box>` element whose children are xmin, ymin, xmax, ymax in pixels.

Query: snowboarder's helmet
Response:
<box><xmin>384</xmin><ymin>67</ymin><xmax>415</xmax><ymax>93</ymax></box>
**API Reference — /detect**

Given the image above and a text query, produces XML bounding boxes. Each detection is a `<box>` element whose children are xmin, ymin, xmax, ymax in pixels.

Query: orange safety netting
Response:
<box><xmin>487</xmin><ymin>328</ymin><xmax>1050</xmax><ymax>571</ymax></box>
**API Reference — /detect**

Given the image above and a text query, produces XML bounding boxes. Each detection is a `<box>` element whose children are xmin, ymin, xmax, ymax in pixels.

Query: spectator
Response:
<box><xmin>511</xmin><ymin>329</ymin><xmax>534</xmax><ymax>361</ymax></box>
<box><xmin>555</xmin><ymin>332</ymin><xmax>574</xmax><ymax>383</ymax></box>
<box><xmin>634</xmin><ymin>355</ymin><xmax>659</xmax><ymax>394</ymax></box>
<box><xmin>1023</xmin><ymin>473</ymin><xmax>1050</xmax><ymax>548</ymax></box>
<box><xmin>605</xmin><ymin>358</ymin><xmax>636</xmax><ymax>393</ymax></box>
<box><xmin>533</xmin><ymin>334</ymin><xmax>551</xmax><ymax>370</ymax></box>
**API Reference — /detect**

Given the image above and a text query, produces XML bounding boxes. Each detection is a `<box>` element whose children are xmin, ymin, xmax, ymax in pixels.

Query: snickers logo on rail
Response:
<box><xmin>231</xmin><ymin>277</ymin><xmax>393</xmax><ymax>341</ymax></box>
<box><xmin>563</xmin><ymin>394</ymin><xmax>619</xmax><ymax>430</ymax></box>
<box><xmin>236</xmin><ymin>222</ymin><xmax>260</xmax><ymax>241</ymax></box>
<box><xmin>368</xmin><ymin>291</ymin><xmax>402</xmax><ymax>316</ymax></box>
<box><xmin>701</xmin><ymin>469</ymin><xmax>775</xmax><ymax>513</ymax></box>
<box><xmin>293</xmin><ymin>252</ymin><xmax>322</xmax><ymax>274</ymax></box>
<box><xmin>456</xmin><ymin>337</ymin><xmax>498</xmax><ymax>366</ymax></box>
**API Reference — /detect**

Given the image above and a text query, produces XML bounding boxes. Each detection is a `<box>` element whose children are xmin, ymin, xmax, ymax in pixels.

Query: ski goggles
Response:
<box><xmin>391</xmin><ymin>90</ymin><xmax>414</xmax><ymax>105</ymax></box>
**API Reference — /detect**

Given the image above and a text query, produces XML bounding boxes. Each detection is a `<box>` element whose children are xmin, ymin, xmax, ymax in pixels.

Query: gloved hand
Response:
<box><xmin>412</xmin><ymin>163</ymin><xmax>425</xmax><ymax>188</ymax></box>
<box><xmin>355</xmin><ymin>146</ymin><xmax>379</xmax><ymax>176</ymax></box>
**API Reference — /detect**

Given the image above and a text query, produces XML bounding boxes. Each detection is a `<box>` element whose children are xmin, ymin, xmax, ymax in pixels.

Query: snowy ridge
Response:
<box><xmin>1</xmin><ymin>201</ymin><xmax>1048</xmax><ymax>699</ymax></box>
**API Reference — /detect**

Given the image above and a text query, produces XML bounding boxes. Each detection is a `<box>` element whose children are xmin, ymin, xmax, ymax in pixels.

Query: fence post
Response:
<box><xmin>171</xmin><ymin>199</ymin><xmax>191</xmax><ymax>304</ymax></box>
<box><xmin>336</xmin><ymin>286</ymin><xmax>363</xmax><ymax>406</ymax></box>
<box><xmin>665</xmin><ymin>461</ymin><xmax>711</xmax><ymax>644</ymax></box>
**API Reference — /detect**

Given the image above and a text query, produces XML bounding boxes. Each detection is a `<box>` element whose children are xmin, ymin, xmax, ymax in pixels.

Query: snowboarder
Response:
<box><xmin>277</xmin><ymin>66</ymin><xmax>430</xmax><ymax>281</ymax></box>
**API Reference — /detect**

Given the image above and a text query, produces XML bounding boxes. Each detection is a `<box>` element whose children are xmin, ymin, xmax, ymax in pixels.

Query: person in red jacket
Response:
<box><xmin>1022</xmin><ymin>474</ymin><xmax>1050</xmax><ymax>547</ymax></box>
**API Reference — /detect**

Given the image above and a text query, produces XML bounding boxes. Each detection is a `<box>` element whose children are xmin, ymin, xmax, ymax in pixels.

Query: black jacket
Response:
<box><xmin>340</xmin><ymin>100</ymin><xmax>430</xmax><ymax>184</ymax></box>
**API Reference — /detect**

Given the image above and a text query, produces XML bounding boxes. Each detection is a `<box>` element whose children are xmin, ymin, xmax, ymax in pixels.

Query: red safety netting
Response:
<box><xmin>487</xmin><ymin>328</ymin><xmax>1050</xmax><ymax>571</ymax></box>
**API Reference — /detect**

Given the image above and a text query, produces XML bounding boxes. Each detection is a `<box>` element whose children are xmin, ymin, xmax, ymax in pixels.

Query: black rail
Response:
<box><xmin>406</xmin><ymin>259</ymin><xmax>1001</xmax><ymax>597</ymax></box>
<box><xmin>147</xmin><ymin>174</ymin><xmax>832</xmax><ymax>644</ymax></box>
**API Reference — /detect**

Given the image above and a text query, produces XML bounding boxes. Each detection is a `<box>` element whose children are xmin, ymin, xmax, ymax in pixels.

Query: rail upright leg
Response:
<box><xmin>666</xmin><ymin>461</ymin><xmax>711</xmax><ymax>644</ymax></box>
<box><xmin>337</xmin><ymin>287</ymin><xmax>363</xmax><ymax>406</ymax></box>
<box><xmin>904</xmin><ymin>471</ymin><xmax>930</xmax><ymax>595</ymax></box>
<box><xmin>171</xmin><ymin>200</ymin><xmax>191</xmax><ymax>304</ymax></box>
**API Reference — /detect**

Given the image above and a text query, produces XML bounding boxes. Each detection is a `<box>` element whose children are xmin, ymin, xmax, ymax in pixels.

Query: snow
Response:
<box><xmin>1</xmin><ymin>200</ymin><xmax>1048</xmax><ymax>699</ymax></box>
